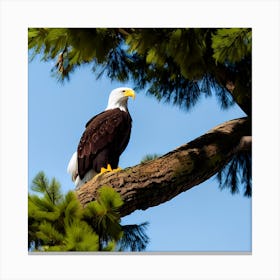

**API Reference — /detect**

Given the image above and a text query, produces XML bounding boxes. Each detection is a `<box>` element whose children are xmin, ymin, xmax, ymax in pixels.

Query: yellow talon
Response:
<box><xmin>100</xmin><ymin>167</ymin><xmax>107</xmax><ymax>174</ymax></box>
<box><xmin>100</xmin><ymin>164</ymin><xmax>113</xmax><ymax>174</ymax></box>
<box><xmin>97</xmin><ymin>164</ymin><xmax>122</xmax><ymax>178</ymax></box>
<box><xmin>107</xmin><ymin>164</ymin><xmax>113</xmax><ymax>172</ymax></box>
<box><xmin>112</xmin><ymin>167</ymin><xmax>122</xmax><ymax>172</ymax></box>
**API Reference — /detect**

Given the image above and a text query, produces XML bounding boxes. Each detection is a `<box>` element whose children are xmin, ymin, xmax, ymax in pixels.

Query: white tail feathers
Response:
<box><xmin>67</xmin><ymin>151</ymin><xmax>78</xmax><ymax>181</ymax></box>
<box><xmin>67</xmin><ymin>151</ymin><xmax>97</xmax><ymax>188</ymax></box>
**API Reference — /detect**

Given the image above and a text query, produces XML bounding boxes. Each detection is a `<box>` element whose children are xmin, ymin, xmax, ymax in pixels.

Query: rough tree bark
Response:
<box><xmin>76</xmin><ymin>117</ymin><xmax>251</xmax><ymax>217</ymax></box>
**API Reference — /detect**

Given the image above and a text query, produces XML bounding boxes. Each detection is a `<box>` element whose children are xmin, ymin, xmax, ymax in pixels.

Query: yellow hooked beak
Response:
<box><xmin>124</xmin><ymin>89</ymin><xmax>136</xmax><ymax>100</ymax></box>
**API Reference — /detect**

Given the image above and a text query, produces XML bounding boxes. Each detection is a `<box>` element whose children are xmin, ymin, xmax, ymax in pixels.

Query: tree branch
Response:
<box><xmin>76</xmin><ymin>117</ymin><xmax>251</xmax><ymax>217</ymax></box>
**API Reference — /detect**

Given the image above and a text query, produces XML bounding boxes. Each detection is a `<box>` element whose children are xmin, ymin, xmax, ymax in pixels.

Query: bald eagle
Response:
<box><xmin>67</xmin><ymin>87</ymin><xmax>135</xmax><ymax>188</ymax></box>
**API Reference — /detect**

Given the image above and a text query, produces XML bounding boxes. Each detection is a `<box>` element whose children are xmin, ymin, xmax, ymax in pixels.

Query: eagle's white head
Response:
<box><xmin>106</xmin><ymin>87</ymin><xmax>136</xmax><ymax>112</ymax></box>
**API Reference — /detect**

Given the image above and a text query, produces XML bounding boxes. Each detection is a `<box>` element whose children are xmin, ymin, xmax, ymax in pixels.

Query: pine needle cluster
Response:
<box><xmin>28</xmin><ymin>172</ymin><xmax>149</xmax><ymax>252</ymax></box>
<box><xmin>140</xmin><ymin>153</ymin><xmax>161</xmax><ymax>164</ymax></box>
<box><xmin>216</xmin><ymin>151</ymin><xmax>252</xmax><ymax>197</ymax></box>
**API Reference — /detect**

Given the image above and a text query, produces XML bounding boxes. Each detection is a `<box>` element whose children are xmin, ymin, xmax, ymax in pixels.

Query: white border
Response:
<box><xmin>1</xmin><ymin>0</ymin><xmax>279</xmax><ymax>279</ymax></box>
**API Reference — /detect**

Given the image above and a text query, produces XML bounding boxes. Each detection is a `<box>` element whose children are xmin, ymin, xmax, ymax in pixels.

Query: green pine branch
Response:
<box><xmin>28</xmin><ymin>172</ymin><xmax>149</xmax><ymax>252</ymax></box>
<box><xmin>28</xmin><ymin>28</ymin><xmax>251</xmax><ymax>115</ymax></box>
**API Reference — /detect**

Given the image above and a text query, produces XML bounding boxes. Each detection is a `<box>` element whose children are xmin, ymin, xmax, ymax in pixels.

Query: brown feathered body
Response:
<box><xmin>77</xmin><ymin>108</ymin><xmax>132</xmax><ymax>179</ymax></box>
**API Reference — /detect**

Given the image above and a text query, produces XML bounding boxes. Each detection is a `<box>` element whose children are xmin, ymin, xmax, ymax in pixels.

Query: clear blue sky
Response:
<box><xmin>28</xmin><ymin>55</ymin><xmax>251</xmax><ymax>252</ymax></box>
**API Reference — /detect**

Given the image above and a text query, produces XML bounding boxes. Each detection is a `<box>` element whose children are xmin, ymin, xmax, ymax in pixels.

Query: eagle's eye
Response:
<box><xmin>122</xmin><ymin>90</ymin><xmax>126</xmax><ymax>93</ymax></box>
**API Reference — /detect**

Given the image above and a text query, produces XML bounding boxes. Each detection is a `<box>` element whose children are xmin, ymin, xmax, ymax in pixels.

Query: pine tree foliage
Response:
<box><xmin>28</xmin><ymin>28</ymin><xmax>251</xmax><ymax>114</ymax></box>
<box><xmin>216</xmin><ymin>151</ymin><xmax>252</xmax><ymax>197</ymax></box>
<box><xmin>212</xmin><ymin>28</ymin><xmax>252</xmax><ymax>64</ymax></box>
<box><xmin>83</xmin><ymin>186</ymin><xmax>124</xmax><ymax>250</ymax></box>
<box><xmin>28</xmin><ymin>172</ymin><xmax>149</xmax><ymax>252</ymax></box>
<box><xmin>28</xmin><ymin>173</ymin><xmax>99</xmax><ymax>251</ymax></box>
<box><xmin>140</xmin><ymin>153</ymin><xmax>161</xmax><ymax>164</ymax></box>
<box><xmin>118</xmin><ymin>222</ymin><xmax>150</xmax><ymax>252</ymax></box>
